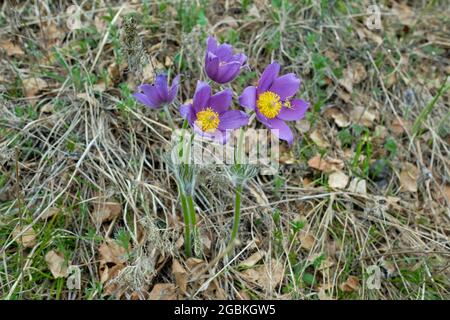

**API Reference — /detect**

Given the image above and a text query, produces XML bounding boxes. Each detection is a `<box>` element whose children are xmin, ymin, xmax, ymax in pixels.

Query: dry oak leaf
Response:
<box><xmin>45</xmin><ymin>250</ymin><xmax>68</xmax><ymax>278</ymax></box>
<box><xmin>308</xmin><ymin>155</ymin><xmax>344</xmax><ymax>173</ymax></box>
<box><xmin>40</xmin><ymin>207</ymin><xmax>59</xmax><ymax>220</ymax></box>
<box><xmin>239</xmin><ymin>251</ymin><xmax>266</xmax><ymax>268</ymax></box>
<box><xmin>310</xmin><ymin>128</ymin><xmax>330</xmax><ymax>148</ymax></box>
<box><xmin>392</xmin><ymin>2</ymin><xmax>415</xmax><ymax>26</ymax></box>
<box><xmin>205</xmin><ymin>279</ymin><xmax>226</xmax><ymax>300</ymax></box>
<box><xmin>391</xmin><ymin>118</ymin><xmax>411</xmax><ymax>135</ymax></box>
<box><xmin>399</xmin><ymin>162</ymin><xmax>419</xmax><ymax>192</ymax></box>
<box><xmin>92</xmin><ymin>201</ymin><xmax>122</xmax><ymax>224</ymax></box>
<box><xmin>347</xmin><ymin>178</ymin><xmax>367</xmax><ymax>194</ymax></box>
<box><xmin>339</xmin><ymin>61</ymin><xmax>367</xmax><ymax>93</ymax></box>
<box><xmin>0</xmin><ymin>39</ymin><xmax>24</xmax><ymax>56</ymax></box>
<box><xmin>295</xmin><ymin>119</ymin><xmax>311</xmax><ymax>133</ymax></box>
<box><xmin>444</xmin><ymin>185</ymin><xmax>450</xmax><ymax>202</ymax></box>
<box><xmin>41</xmin><ymin>22</ymin><xmax>63</xmax><ymax>46</ymax></box>
<box><xmin>299</xmin><ymin>231</ymin><xmax>315</xmax><ymax>251</ymax></box>
<box><xmin>328</xmin><ymin>171</ymin><xmax>349</xmax><ymax>189</ymax></box>
<box><xmin>23</xmin><ymin>77</ymin><xmax>48</xmax><ymax>98</ymax></box>
<box><xmin>99</xmin><ymin>240</ymin><xmax>128</xmax><ymax>265</ymax></box>
<box><xmin>172</xmin><ymin>259</ymin><xmax>188</xmax><ymax>294</ymax></box>
<box><xmin>186</xmin><ymin>257</ymin><xmax>206</xmax><ymax>271</ymax></box>
<box><xmin>241</xmin><ymin>261</ymin><xmax>284</xmax><ymax>291</ymax></box>
<box><xmin>148</xmin><ymin>283</ymin><xmax>178</xmax><ymax>300</ymax></box>
<box><xmin>100</xmin><ymin>263</ymin><xmax>124</xmax><ymax>284</ymax></box>
<box><xmin>356</xmin><ymin>27</ymin><xmax>383</xmax><ymax>45</ymax></box>
<box><xmin>350</xmin><ymin>106</ymin><xmax>377</xmax><ymax>128</ymax></box>
<box><xmin>12</xmin><ymin>225</ymin><xmax>37</xmax><ymax>248</ymax></box>
<box><xmin>324</xmin><ymin>107</ymin><xmax>351</xmax><ymax>128</ymax></box>
<box><xmin>340</xmin><ymin>275</ymin><xmax>360</xmax><ymax>292</ymax></box>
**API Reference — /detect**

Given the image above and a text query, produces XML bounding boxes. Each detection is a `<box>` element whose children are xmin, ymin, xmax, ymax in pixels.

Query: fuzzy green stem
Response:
<box><xmin>180</xmin><ymin>193</ymin><xmax>192</xmax><ymax>257</ymax></box>
<box><xmin>230</xmin><ymin>183</ymin><xmax>243</xmax><ymax>247</ymax></box>
<box><xmin>186</xmin><ymin>195</ymin><xmax>197</xmax><ymax>253</ymax></box>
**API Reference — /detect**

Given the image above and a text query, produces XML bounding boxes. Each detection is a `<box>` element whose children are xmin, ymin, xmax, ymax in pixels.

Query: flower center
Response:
<box><xmin>257</xmin><ymin>91</ymin><xmax>282</xmax><ymax>119</ymax></box>
<box><xmin>195</xmin><ymin>107</ymin><xmax>220</xmax><ymax>132</ymax></box>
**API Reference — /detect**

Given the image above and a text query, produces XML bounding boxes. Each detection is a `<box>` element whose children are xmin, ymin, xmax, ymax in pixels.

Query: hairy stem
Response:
<box><xmin>180</xmin><ymin>193</ymin><xmax>191</xmax><ymax>257</ymax></box>
<box><xmin>230</xmin><ymin>183</ymin><xmax>243</xmax><ymax>247</ymax></box>
<box><xmin>186</xmin><ymin>195</ymin><xmax>197</xmax><ymax>253</ymax></box>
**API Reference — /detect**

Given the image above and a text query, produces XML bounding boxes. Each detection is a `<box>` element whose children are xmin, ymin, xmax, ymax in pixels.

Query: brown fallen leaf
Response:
<box><xmin>108</xmin><ymin>62</ymin><xmax>120</xmax><ymax>84</ymax></box>
<box><xmin>399</xmin><ymin>162</ymin><xmax>419</xmax><ymax>192</ymax></box>
<box><xmin>324</xmin><ymin>107</ymin><xmax>351</xmax><ymax>128</ymax></box>
<box><xmin>148</xmin><ymin>283</ymin><xmax>178</xmax><ymax>300</ymax></box>
<box><xmin>336</xmin><ymin>88</ymin><xmax>351</xmax><ymax>103</ymax></box>
<box><xmin>308</xmin><ymin>155</ymin><xmax>344</xmax><ymax>173</ymax></box>
<box><xmin>0</xmin><ymin>39</ymin><xmax>24</xmax><ymax>56</ymax></box>
<box><xmin>295</xmin><ymin>119</ymin><xmax>311</xmax><ymax>133</ymax></box>
<box><xmin>347</xmin><ymin>178</ymin><xmax>367</xmax><ymax>194</ymax></box>
<box><xmin>239</xmin><ymin>251</ymin><xmax>266</xmax><ymax>268</ymax></box>
<box><xmin>299</xmin><ymin>231</ymin><xmax>315</xmax><ymax>251</ymax></box>
<box><xmin>241</xmin><ymin>261</ymin><xmax>284</xmax><ymax>291</ymax></box>
<box><xmin>340</xmin><ymin>275</ymin><xmax>360</xmax><ymax>292</ymax></box>
<box><xmin>41</xmin><ymin>22</ymin><xmax>63</xmax><ymax>46</ymax></box>
<box><xmin>350</xmin><ymin>106</ymin><xmax>377</xmax><ymax>128</ymax></box>
<box><xmin>328</xmin><ymin>171</ymin><xmax>349</xmax><ymax>189</ymax></box>
<box><xmin>186</xmin><ymin>257</ymin><xmax>206</xmax><ymax>271</ymax></box>
<box><xmin>40</xmin><ymin>103</ymin><xmax>55</xmax><ymax>114</ymax></box>
<box><xmin>93</xmin><ymin>81</ymin><xmax>106</xmax><ymax>92</ymax></box>
<box><xmin>22</xmin><ymin>77</ymin><xmax>48</xmax><ymax>98</ymax></box>
<box><xmin>444</xmin><ymin>185</ymin><xmax>450</xmax><ymax>202</ymax></box>
<box><xmin>205</xmin><ymin>279</ymin><xmax>226</xmax><ymax>300</ymax></box>
<box><xmin>356</xmin><ymin>27</ymin><xmax>383</xmax><ymax>45</ymax></box>
<box><xmin>392</xmin><ymin>2</ymin><xmax>415</xmax><ymax>26</ymax></box>
<box><xmin>45</xmin><ymin>250</ymin><xmax>68</xmax><ymax>278</ymax></box>
<box><xmin>339</xmin><ymin>61</ymin><xmax>367</xmax><ymax>93</ymax></box>
<box><xmin>172</xmin><ymin>259</ymin><xmax>188</xmax><ymax>294</ymax></box>
<box><xmin>12</xmin><ymin>225</ymin><xmax>37</xmax><ymax>248</ymax></box>
<box><xmin>391</xmin><ymin>118</ymin><xmax>411</xmax><ymax>135</ymax></box>
<box><xmin>310</xmin><ymin>128</ymin><xmax>330</xmax><ymax>148</ymax></box>
<box><xmin>92</xmin><ymin>201</ymin><xmax>122</xmax><ymax>224</ymax></box>
<box><xmin>40</xmin><ymin>207</ymin><xmax>59</xmax><ymax>220</ymax></box>
<box><xmin>100</xmin><ymin>263</ymin><xmax>124</xmax><ymax>284</ymax></box>
<box><xmin>142</xmin><ymin>57</ymin><xmax>164</xmax><ymax>83</ymax></box>
<box><xmin>99</xmin><ymin>240</ymin><xmax>128</xmax><ymax>265</ymax></box>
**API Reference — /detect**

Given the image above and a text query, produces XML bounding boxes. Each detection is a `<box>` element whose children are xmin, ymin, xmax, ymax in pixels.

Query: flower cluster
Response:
<box><xmin>133</xmin><ymin>35</ymin><xmax>309</xmax><ymax>145</ymax></box>
<box><xmin>132</xmin><ymin>35</ymin><xmax>310</xmax><ymax>255</ymax></box>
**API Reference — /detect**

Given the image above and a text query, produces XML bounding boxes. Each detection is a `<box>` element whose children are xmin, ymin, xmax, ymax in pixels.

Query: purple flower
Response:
<box><xmin>204</xmin><ymin>36</ymin><xmax>247</xmax><ymax>84</ymax></box>
<box><xmin>133</xmin><ymin>74</ymin><xmax>180</xmax><ymax>109</ymax></box>
<box><xmin>180</xmin><ymin>81</ymin><xmax>249</xmax><ymax>144</ymax></box>
<box><xmin>239</xmin><ymin>62</ymin><xmax>309</xmax><ymax>145</ymax></box>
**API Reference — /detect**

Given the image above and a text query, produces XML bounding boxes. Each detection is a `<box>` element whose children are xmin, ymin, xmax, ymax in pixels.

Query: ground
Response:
<box><xmin>0</xmin><ymin>0</ymin><xmax>449</xmax><ymax>300</ymax></box>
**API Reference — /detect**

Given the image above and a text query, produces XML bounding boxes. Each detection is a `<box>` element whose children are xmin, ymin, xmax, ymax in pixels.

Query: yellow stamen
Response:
<box><xmin>257</xmin><ymin>91</ymin><xmax>282</xmax><ymax>118</ymax></box>
<box><xmin>195</xmin><ymin>107</ymin><xmax>220</xmax><ymax>132</ymax></box>
<box><xmin>284</xmin><ymin>100</ymin><xmax>292</xmax><ymax>109</ymax></box>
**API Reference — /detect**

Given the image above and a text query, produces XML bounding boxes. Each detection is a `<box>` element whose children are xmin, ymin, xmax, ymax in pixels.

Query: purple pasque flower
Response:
<box><xmin>133</xmin><ymin>73</ymin><xmax>180</xmax><ymax>109</ymax></box>
<box><xmin>180</xmin><ymin>81</ymin><xmax>249</xmax><ymax>144</ymax></box>
<box><xmin>238</xmin><ymin>62</ymin><xmax>309</xmax><ymax>145</ymax></box>
<box><xmin>204</xmin><ymin>36</ymin><xmax>247</xmax><ymax>84</ymax></box>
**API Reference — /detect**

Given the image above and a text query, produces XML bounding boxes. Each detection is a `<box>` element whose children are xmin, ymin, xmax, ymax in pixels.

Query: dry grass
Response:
<box><xmin>0</xmin><ymin>0</ymin><xmax>449</xmax><ymax>300</ymax></box>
